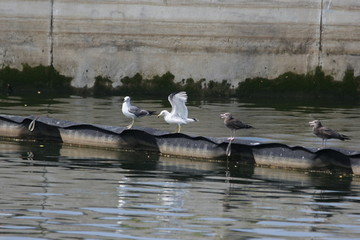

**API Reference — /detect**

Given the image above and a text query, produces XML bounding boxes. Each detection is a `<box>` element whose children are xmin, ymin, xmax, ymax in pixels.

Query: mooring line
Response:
<box><xmin>28</xmin><ymin>116</ymin><xmax>40</xmax><ymax>132</ymax></box>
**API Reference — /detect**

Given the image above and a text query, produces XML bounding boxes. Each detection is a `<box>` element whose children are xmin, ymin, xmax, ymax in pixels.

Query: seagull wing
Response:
<box><xmin>128</xmin><ymin>105</ymin><xmax>149</xmax><ymax>117</ymax></box>
<box><xmin>168</xmin><ymin>92</ymin><xmax>188</xmax><ymax>118</ymax></box>
<box><xmin>320</xmin><ymin>127</ymin><xmax>340</xmax><ymax>139</ymax></box>
<box><xmin>227</xmin><ymin>119</ymin><xmax>252</xmax><ymax>130</ymax></box>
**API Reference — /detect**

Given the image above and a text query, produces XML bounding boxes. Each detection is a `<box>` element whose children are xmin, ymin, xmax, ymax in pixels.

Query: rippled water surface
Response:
<box><xmin>1</xmin><ymin>95</ymin><xmax>360</xmax><ymax>239</ymax></box>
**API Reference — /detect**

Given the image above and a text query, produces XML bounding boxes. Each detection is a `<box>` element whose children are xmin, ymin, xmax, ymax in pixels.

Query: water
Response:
<box><xmin>1</xmin><ymin>95</ymin><xmax>360</xmax><ymax>239</ymax></box>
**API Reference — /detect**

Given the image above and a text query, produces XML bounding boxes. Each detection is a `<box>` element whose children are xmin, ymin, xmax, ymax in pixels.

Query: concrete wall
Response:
<box><xmin>0</xmin><ymin>0</ymin><xmax>359</xmax><ymax>88</ymax></box>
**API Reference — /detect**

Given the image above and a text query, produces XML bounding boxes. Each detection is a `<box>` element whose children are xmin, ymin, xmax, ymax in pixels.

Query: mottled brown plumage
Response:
<box><xmin>309</xmin><ymin>120</ymin><xmax>350</xmax><ymax>146</ymax></box>
<box><xmin>220</xmin><ymin>112</ymin><xmax>253</xmax><ymax>140</ymax></box>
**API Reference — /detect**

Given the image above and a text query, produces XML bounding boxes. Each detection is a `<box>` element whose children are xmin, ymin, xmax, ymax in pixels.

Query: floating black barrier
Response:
<box><xmin>0</xmin><ymin>114</ymin><xmax>359</xmax><ymax>175</ymax></box>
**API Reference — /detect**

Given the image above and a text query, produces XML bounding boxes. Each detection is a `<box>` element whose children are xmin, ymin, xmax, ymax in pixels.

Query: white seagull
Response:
<box><xmin>157</xmin><ymin>92</ymin><xmax>199</xmax><ymax>133</ymax></box>
<box><xmin>122</xmin><ymin>96</ymin><xmax>156</xmax><ymax>129</ymax></box>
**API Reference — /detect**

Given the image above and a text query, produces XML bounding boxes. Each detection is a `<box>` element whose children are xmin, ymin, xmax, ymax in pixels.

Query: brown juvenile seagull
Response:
<box><xmin>309</xmin><ymin>120</ymin><xmax>350</xmax><ymax>146</ymax></box>
<box><xmin>220</xmin><ymin>112</ymin><xmax>253</xmax><ymax>141</ymax></box>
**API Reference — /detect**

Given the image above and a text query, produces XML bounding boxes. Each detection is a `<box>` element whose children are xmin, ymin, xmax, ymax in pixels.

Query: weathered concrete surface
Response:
<box><xmin>319</xmin><ymin>0</ymin><xmax>360</xmax><ymax>77</ymax></box>
<box><xmin>0</xmin><ymin>0</ymin><xmax>359</xmax><ymax>87</ymax></box>
<box><xmin>0</xmin><ymin>0</ymin><xmax>52</xmax><ymax>67</ymax></box>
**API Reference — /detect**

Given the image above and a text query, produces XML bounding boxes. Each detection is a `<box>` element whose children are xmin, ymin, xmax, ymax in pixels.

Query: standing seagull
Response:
<box><xmin>122</xmin><ymin>96</ymin><xmax>156</xmax><ymax>129</ymax></box>
<box><xmin>157</xmin><ymin>92</ymin><xmax>198</xmax><ymax>133</ymax></box>
<box><xmin>220</xmin><ymin>112</ymin><xmax>253</xmax><ymax>141</ymax></box>
<box><xmin>309</xmin><ymin>120</ymin><xmax>350</xmax><ymax>146</ymax></box>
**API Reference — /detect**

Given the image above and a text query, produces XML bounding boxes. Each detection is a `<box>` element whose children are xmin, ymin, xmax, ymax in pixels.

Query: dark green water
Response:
<box><xmin>0</xmin><ymin>95</ymin><xmax>360</xmax><ymax>239</ymax></box>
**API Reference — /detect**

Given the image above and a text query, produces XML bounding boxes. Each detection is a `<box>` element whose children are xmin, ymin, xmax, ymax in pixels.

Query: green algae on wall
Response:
<box><xmin>93</xmin><ymin>72</ymin><xmax>235</xmax><ymax>98</ymax></box>
<box><xmin>92</xmin><ymin>67</ymin><xmax>360</xmax><ymax>101</ymax></box>
<box><xmin>237</xmin><ymin>67</ymin><xmax>360</xmax><ymax>101</ymax></box>
<box><xmin>0</xmin><ymin>64</ymin><xmax>72</xmax><ymax>96</ymax></box>
<box><xmin>1</xmin><ymin>64</ymin><xmax>359</xmax><ymax>101</ymax></box>
<box><xmin>93</xmin><ymin>72</ymin><xmax>182</xmax><ymax>97</ymax></box>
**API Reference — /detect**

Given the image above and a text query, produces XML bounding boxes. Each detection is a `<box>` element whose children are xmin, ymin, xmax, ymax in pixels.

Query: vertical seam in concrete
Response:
<box><xmin>49</xmin><ymin>0</ymin><xmax>54</xmax><ymax>67</ymax></box>
<box><xmin>318</xmin><ymin>0</ymin><xmax>323</xmax><ymax>67</ymax></box>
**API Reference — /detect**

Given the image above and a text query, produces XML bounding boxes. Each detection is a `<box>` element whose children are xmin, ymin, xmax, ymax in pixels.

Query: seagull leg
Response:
<box><xmin>176</xmin><ymin>124</ymin><xmax>181</xmax><ymax>133</ymax></box>
<box><xmin>320</xmin><ymin>138</ymin><xmax>329</xmax><ymax>148</ymax></box>
<box><xmin>228</xmin><ymin>130</ymin><xmax>235</xmax><ymax>141</ymax></box>
<box><xmin>127</xmin><ymin>118</ymin><xmax>135</xmax><ymax>129</ymax></box>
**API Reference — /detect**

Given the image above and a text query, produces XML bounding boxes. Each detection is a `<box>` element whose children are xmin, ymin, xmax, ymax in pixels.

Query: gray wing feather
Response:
<box><xmin>129</xmin><ymin>106</ymin><xmax>149</xmax><ymax>117</ymax></box>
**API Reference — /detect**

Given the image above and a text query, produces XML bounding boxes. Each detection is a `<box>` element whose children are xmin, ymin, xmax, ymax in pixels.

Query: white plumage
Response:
<box><xmin>158</xmin><ymin>92</ymin><xmax>198</xmax><ymax>133</ymax></box>
<box><xmin>122</xmin><ymin>96</ymin><xmax>155</xmax><ymax>129</ymax></box>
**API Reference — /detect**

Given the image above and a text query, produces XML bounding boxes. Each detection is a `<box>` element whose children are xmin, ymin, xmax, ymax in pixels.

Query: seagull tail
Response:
<box><xmin>186</xmin><ymin>118</ymin><xmax>199</xmax><ymax>123</ymax></box>
<box><xmin>148</xmin><ymin>110</ymin><xmax>157</xmax><ymax>116</ymax></box>
<box><xmin>340</xmin><ymin>134</ymin><xmax>350</xmax><ymax>141</ymax></box>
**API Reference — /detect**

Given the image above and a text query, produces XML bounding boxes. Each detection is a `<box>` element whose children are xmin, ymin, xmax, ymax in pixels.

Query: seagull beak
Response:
<box><xmin>309</xmin><ymin>121</ymin><xmax>315</xmax><ymax>126</ymax></box>
<box><xmin>220</xmin><ymin>113</ymin><xmax>225</xmax><ymax>119</ymax></box>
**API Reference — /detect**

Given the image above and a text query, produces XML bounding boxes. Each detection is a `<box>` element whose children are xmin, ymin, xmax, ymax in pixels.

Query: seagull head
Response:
<box><xmin>220</xmin><ymin>112</ymin><xmax>232</xmax><ymax>119</ymax></box>
<box><xmin>309</xmin><ymin>120</ymin><xmax>322</xmax><ymax>128</ymax></box>
<box><xmin>158</xmin><ymin>110</ymin><xmax>170</xmax><ymax>118</ymax></box>
<box><xmin>123</xmin><ymin>96</ymin><xmax>130</xmax><ymax>103</ymax></box>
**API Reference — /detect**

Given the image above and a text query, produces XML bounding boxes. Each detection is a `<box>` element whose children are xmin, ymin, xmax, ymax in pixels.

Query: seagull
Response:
<box><xmin>220</xmin><ymin>112</ymin><xmax>253</xmax><ymax>141</ymax></box>
<box><xmin>157</xmin><ymin>91</ymin><xmax>198</xmax><ymax>133</ymax></box>
<box><xmin>309</xmin><ymin>120</ymin><xmax>350</xmax><ymax>146</ymax></box>
<box><xmin>122</xmin><ymin>96</ymin><xmax>156</xmax><ymax>129</ymax></box>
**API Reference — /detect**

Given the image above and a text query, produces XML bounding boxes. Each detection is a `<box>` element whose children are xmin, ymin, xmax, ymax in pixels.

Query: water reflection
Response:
<box><xmin>0</xmin><ymin>140</ymin><xmax>360</xmax><ymax>239</ymax></box>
